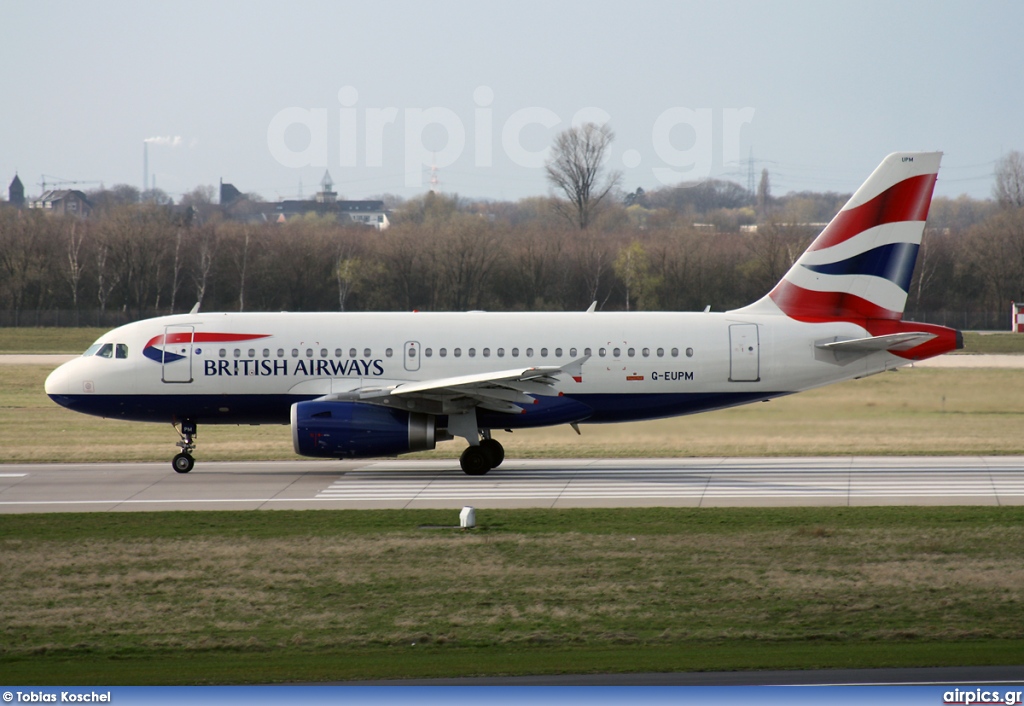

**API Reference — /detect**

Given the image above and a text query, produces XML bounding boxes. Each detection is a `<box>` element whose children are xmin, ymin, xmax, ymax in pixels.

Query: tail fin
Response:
<box><xmin>737</xmin><ymin>152</ymin><xmax>941</xmax><ymax>322</ymax></box>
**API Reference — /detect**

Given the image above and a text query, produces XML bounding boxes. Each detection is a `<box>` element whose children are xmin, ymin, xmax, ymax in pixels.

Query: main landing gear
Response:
<box><xmin>459</xmin><ymin>433</ymin><xmax>504</xmax><ymax>476</ymax></box>
<box><xmin>172</xmin><ymin>419</ymin><xmax>197</xmax><ymax>474</ymax></box>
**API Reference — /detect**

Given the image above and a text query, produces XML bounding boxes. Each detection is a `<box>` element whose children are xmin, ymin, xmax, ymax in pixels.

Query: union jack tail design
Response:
<box><xmin>740</xmin><ymin>152</ymin><xmax>941</xmax><ymax>323</ymax></box>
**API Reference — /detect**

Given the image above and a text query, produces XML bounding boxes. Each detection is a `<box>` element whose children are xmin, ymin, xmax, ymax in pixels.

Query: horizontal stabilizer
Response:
<box><xmin>815</xmin><ymin>332</ymin><xmax>937</xmax><ymax>353</ymax></box>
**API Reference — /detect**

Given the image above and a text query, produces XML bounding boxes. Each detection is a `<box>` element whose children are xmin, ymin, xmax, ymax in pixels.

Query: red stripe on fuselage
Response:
<box><xmin>808</xmin><ymin>173</ymin><xmax>937</xmax><ymax>252</ymax></box>
<box><xmin>144</xmin><ymin>332</ymin><xmax>271</xmax><ymax>348</ymax></box>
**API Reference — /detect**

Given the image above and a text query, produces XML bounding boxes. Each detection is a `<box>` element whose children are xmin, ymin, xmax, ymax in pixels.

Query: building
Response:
<box><xmin>220</xmin><ymin>171</ymin><xmax>389</xmax><ymax>230</ymax></box>
<box><xmin>8</xmin><ymin>174</ymin><xmax>25</xmax><ymax>208</ymax></box>
<box><xmin>29</xmin><ymin>189</ymin><xmax>93</xmax><ymax>217</ymax></box>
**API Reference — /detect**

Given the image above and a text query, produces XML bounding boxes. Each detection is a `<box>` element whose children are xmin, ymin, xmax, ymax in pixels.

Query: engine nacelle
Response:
<box><xmin>291</xmin><ymin>400</ymin><xmax>437</xmax><ymax>459</ymax></box>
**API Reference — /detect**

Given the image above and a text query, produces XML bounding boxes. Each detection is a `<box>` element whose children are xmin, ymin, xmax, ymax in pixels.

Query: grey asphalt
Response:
<box><xmin>1</xmin><ymin>456</ymin><xmax>1022</xmax><ymax>512</ymax></box>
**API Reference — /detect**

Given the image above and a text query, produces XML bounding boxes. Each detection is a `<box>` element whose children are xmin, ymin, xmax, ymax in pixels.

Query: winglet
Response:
<box><xmin>586</xmin><ymin>301</ymin><xmax>597</xmax><ymax>313</ymax></box>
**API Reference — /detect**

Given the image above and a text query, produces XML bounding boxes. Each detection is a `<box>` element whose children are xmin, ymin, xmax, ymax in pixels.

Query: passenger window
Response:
<box><xmin>539</xmin><ymin>348</ymin><xmax>547</xmax><ymax>357</ymax></box>
<box><xmin>657</xmin><ymin>348</ymin><xmax>665</xmax><ymax>357</ymax></box>
<box><xmin>317</xmin><ymin>348</ymin><xmax>325</xmax><ymax>358</ymax></box>
<box><xmin>363</xmin><ymin>348</ymin><xmax>371</xmax><ymax>357</ymax></box>
<box><xmin>349</xmin><ymin>348</ymin><xmax>357</xmax><ymax>358</ymax></box>
<box><xmin>671</xmin><ymin>347</ymin><xmax>679</xmax><ymax>357</ymax></box>
<box><xmin>335</xmin><ymin>348</ymin><xmax>343</xmax><ymax>358</ymax></box>
<box><xmin>599</xmin><ymin>348</ymin><xmax>606</xmax><ymax>357</ymax></box>
<box><xmin>512</xmin><ymin>348</ymin><xmax>519</xmax><ymax>357</ymax></box>
<box><xmin>234</xmin><ymin>349</ymin><xmax>241</xmax><ymax>358</ymax></box>
<box><xmin>497</xmin><ymin>348</ymin><xmax>505</xmax><ymax>357</ymax></box>
<box><xmin>277</xmin><ymin>349</ymin><xmax>285</xmax><ymax>357</ymax></box>
<box><xmin>569</xmin><ymin>347</ymin><xmax>576</xmax><ymax>357</ymax></box>
<box><xmin>483</xmin><ymin>348</ymin><xmax>490</xmax><ymax>357</ymax></box>
<box><xmin>439</xmin><ymin>348</ymin><xmax>447</xmax><ymax>357</ymax></box>
<box><xmin>468</xmin><ymin>348</ymin><xmax>476</xmax><ymax>357</ymax></box>
<box><xmin>613</xmin><ymin>348</ymin><xmax>621</xmax><ymax>357</ymax></box>
<box><xmin>627</xmin><ymin>348</ymin><xmax>635</xmax><ymax>357</ymax></box>
<box><xmin>408</xmin><ymin>347</ymin><xmax>416</xmax><ymax>357</ymax></box>
<box><xmin>425</xmin><ymin>348</ymin><xmax>433</xmax><ymax>357</ymax></box>
<box><xmin>115</xmin><ymin>344</ymin><xmax>128</xmax><ymax>359</ymax></box>
<box><xmin>584</xmin><ymin>347</ymin><xmax>592</xmax><ymax>356</ymax></box>
<box><xmin>263</xmin><ymin>349</ymin><xmax>270</xmax><ymax>358</ymax></box>
<box><xmin>386</xmin><ymin>348</ymin><xmax>393</xmax><ymax>357</ymax></box>
<box><xmin>642</xmin><ymin>348</ymin><xmax>650</xmax><ymax>357</ymax></box>
<box><xmin>219</xmin><ymin>349</ymin><xmax>227</xmax><ymax>358</ymax></box>
<box><xmin>291</xmin><ymin>349</ymin><xmax>299</xmax><ymax>358</ymax></box>
<box><xmin>526</xmin><ymin>348</ymin><xmax>534</xmax><ymax>357</ymax></box>
<box><xmin>686</xmin><ymin>347</ymin><xmax>694</xmax><ymax>357</ymax></box>
<box><xmin>96</xmin><ymin>343</ymin><xmax>113</xmax><ymax>358</ymax></box>
<box><xmin>248</xmin><ymin>349</ymin><xmax>256</xmax><ymax>358</ymax></box>
<box><xmin>454</xmin><ymin>348</ymin><xmax>462</xmax><ymax>357</ymax></box>
<box><xmin>305</xmin><ymin>349</ymin><xmax>313</xmax><ymax>358</ymax></box>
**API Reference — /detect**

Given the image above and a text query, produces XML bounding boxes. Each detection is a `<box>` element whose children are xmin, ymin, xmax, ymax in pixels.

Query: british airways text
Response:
<box><xmin>203</xmin><ymin>358</ymin><xmax>385</xmax><ymax>377</ymax></box>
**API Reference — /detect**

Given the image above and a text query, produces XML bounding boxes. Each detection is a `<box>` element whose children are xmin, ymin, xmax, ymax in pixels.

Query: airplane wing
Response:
<box><xmin>815</xmin><ymin>332</ymin><xmax>937</xmax><ymax>353</ymax></box>
<box><xmin>325</xmin><ymin>357</ymin><xmax>590</xmax><ymax>416</ymax></box>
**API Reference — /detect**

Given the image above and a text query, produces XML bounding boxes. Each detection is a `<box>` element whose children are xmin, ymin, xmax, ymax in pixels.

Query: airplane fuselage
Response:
<box><xmin>45</xmin><ymin>309</ymin><xmax>936</xmax><ymax>429</ymax></box>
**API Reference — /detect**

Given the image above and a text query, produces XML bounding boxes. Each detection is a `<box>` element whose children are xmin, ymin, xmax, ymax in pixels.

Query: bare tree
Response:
<box><xmin>65</xmin><ymin>220</ymin><xmax>87</xmax><ymax>318</ymax></box>
<box><xmin>994</xmin><ymin>151</ymin><xmax>1024</xmax><ymax>209</ymax></box>
<box><xmin>545</xmin><ymin>122</ymin><xmax>622</xmax><ymax>229</ymax></box>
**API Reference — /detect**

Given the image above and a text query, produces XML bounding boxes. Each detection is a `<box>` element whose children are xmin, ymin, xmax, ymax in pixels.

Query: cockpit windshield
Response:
<box><xmin>82</xmin><ymin>342</ymin><xmax>128</xmax><ymax>358</ymax></box>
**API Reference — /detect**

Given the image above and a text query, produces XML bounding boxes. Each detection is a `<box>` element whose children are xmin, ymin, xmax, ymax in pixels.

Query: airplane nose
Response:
<box><xmin>44</xmin><ymin>362</ymin><xmax>70</xmax><ymax>398</ymax></box>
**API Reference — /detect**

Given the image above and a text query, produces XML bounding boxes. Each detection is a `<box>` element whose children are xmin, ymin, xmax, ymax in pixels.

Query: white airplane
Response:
<box><xmin>46</xmin><ymin>152</ymin><xmax>961</xmax><ymax>475</ymax></box>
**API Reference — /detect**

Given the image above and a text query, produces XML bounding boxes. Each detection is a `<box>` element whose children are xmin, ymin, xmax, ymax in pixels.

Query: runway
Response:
<box><xmin>1</xmin><ymin>456</ymin><xmax>1023</xmax><ymax>512</ymax></box>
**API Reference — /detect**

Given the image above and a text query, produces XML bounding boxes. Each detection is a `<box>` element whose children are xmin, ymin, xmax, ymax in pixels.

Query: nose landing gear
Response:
<box><xmin>172</xmin><ymin>419</ymin><xmax>197</xmax><ymax>473</ymax></box>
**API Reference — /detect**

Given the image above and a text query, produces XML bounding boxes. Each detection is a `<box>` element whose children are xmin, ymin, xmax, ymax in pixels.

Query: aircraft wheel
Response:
<box><xmin>172</xmin><ymin>453</ymin><xmax>195</xmax><ymax>474</ymax></box>
<box><xmin>460</xmin><ymin>446</ymin><xmax>491</xmax><ymax>476</ymax></box>
<box><xmin>480</xmin><ymin>438</ymin><xmax>504</xmax><ymax>468</ymax></box>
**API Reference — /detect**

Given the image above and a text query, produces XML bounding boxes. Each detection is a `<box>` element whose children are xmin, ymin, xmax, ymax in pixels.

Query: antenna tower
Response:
<box><xmin>747</xmin><ymin>147</ymin><xmax>755</xmax><ymax>196</ymax></box>
<box><xmin>429</xmin><ymin>153</ymin><xmax>440</xmax><ymax>193</ymax></box>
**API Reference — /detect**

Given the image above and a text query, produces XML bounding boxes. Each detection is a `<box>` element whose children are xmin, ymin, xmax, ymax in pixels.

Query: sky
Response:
<box><xmin>2</xmin><ymin>0</ymin><xmax>1022</xmax><ymax>204</ymax></box>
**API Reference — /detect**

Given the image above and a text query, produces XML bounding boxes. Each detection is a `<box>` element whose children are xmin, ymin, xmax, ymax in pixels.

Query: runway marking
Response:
<box><xmin>0</xmin><ymin>473</ymin><xmax>27</xmax><ymax>477</ymax></box>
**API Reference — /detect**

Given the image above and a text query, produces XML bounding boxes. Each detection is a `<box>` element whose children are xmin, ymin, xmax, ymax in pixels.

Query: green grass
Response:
<box><xmin>958</xmin><ymin>331</ymin><xmax>1024</xmax><ymax>354</ymax></box>
<box><xmin>2</xmin><ymin>508</ymin><xmax>1023</xmax><ymax>683</ymax></box>
<box><xmin>0</xmin><ymin>327</ymin><xmax>107</xmax><ymax>354</ymax></box>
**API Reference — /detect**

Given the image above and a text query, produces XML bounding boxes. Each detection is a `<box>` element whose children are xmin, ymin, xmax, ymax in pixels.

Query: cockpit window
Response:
<box><xmin>83</xmin><ymin>344</ymin><xmax>103</xmax><ymax>357</ymax></box>
<box><xmin>116</xmin><ymin>344</ymin><xmax>128</xmax><ymax>359</ymax></box>
<box><xmin>96</xmin><ymin>343</ymin><xmax>114</xmax><ymax>358</ymax></box>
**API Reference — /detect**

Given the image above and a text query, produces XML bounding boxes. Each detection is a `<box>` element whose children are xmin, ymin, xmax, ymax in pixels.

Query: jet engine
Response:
<box><xmin>291</xmin><ymin>400</ymin><xmax>438</xmax><ymax>458</ymax></box>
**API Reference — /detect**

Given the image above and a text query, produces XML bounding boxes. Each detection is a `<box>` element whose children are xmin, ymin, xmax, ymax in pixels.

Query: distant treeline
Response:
<box><xmin>0</xmin><ymin>189</ymin><xmax>1021</xmax><ymax>331</ymax></box>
